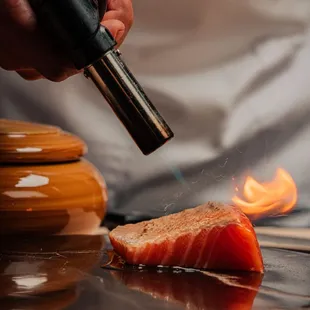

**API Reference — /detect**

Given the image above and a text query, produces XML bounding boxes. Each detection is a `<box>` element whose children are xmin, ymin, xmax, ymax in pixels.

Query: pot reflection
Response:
<box><xmin>106</xmin><ymin>252</ymin><xmax>263</xmax><ymax>310</ymax></box>
<box><xmin>0</xmin><ymin>234</ymin><xmax>104</xmax><ymax>298</ymax></box>
<box><xmin>0</xmin><ymin>288</ymin><xmax>77</xmax><ymax>310</ymax></box>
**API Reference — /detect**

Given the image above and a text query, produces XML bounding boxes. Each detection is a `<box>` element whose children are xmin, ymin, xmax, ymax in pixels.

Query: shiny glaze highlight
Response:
<box><xmin>0</xmin><ymin>159</ymin><xmax>107</xmax><ymax>235</ymax></box>
<box><xmin>0</xmin><ymin>119</ymin><xmax>86</xmax><ymax>163</ymax></box>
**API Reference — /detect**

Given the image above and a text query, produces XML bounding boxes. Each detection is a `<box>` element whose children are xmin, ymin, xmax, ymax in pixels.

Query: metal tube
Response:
<box><xmin>84</xmin><ymin>50</ymin><xmax>174</xmax><ymax>155</ymax></box>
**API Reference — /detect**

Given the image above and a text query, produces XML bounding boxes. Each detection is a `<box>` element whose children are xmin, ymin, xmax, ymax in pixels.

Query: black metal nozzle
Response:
<box><xmin>29</xmin><ymin>0</ymin><xmax>174</xmax><ymax>155</ymax></box>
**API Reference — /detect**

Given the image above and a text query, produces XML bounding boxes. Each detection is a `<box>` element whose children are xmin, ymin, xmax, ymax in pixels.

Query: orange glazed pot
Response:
<box><xmin>0</xmin><ymin>119</ymin><xmax>108</xmax><ymax>235</ymax></box>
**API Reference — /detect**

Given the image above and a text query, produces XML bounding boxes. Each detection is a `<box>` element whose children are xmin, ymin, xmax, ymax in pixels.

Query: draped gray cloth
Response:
<box><xmin>1</xmin><ymin>0</ymin><xmax>310</xmax><ymax>227</ymax></box>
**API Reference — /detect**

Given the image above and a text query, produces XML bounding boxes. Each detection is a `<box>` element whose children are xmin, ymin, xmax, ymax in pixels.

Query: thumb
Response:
<box><xmin>101</xmin><ymin>19</ymin><xmax>126</xmax><ymax>47</ymax></box>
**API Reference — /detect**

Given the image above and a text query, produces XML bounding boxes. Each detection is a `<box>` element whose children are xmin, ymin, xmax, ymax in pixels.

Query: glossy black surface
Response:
<box><xmin>29</xmin><ymin>0</ymin><xmax>175</xmax><ymax>156</ymax></box>
<box><xmin>29</xmin><ymin>0</ymin><xmax>116</xmax><ymax>69</ymax></box>
<box><xmin>0</xmin><ymin>234</ymin><xmax>309</xmax><ymax>310</ymax></box>
<box><xmin>88</xmin><ymin>52</ymin><xmax>174</xmax><ymax>156</ymax></box>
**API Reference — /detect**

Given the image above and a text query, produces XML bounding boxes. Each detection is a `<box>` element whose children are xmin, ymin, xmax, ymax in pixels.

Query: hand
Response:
<box><xmin>0</xmin><ymin>0</ymin><xmax>133</xmax><ymax>82</ymax></box>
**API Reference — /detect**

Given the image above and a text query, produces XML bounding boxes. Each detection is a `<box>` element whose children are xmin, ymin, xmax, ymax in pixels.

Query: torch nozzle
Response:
<box><xmin>85</xmin><ymin>50</ymin><xmax>174</xmax><ymax>155</ymax></box>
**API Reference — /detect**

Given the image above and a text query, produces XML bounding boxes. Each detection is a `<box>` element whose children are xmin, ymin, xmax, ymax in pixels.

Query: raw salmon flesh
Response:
<box><xmin>109</xmin><ymin>202</ymin><xmax>264</xmax><ymax>272</ymax></box>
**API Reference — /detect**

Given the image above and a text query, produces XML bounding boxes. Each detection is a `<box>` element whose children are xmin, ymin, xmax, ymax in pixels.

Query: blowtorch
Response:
<box><xmin>28</xmin><ymin>0</ymin><xmax>174</xmax><ymax>155</ymax></box>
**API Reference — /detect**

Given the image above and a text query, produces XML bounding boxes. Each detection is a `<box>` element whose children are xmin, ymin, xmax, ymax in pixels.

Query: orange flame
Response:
<box><xmin>232</xmin><ymin>168</ymin><xmax>297</xmax><ymax>221</ymax></box>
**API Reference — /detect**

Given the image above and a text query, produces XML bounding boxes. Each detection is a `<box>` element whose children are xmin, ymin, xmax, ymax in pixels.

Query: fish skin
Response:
<box><xmin>109</xmin><ymin>202</ymin><xmax>264</xmax><ymax>273</ymax></box>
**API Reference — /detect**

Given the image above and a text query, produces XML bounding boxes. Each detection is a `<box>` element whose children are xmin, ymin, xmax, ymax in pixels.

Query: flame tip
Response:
<box><xmin>232</xmin><ymin>168</ymin><xmax>297</xmax><ymax>221</ymax></box>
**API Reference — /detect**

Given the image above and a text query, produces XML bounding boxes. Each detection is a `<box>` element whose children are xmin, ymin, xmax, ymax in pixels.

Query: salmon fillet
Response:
<box><xmin>109</xmin><ymin>202</ymin><xmax>264</xmax><ymax>272</ymax></box>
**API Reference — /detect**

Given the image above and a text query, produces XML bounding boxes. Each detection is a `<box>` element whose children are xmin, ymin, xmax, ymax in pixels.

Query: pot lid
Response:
<box><xmin>0</xmin><ymin>119</ymin><xmax>87</xmax><ymax>164</ymax></box>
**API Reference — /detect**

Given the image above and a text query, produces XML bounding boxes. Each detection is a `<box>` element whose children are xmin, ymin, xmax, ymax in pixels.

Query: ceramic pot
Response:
<box><xmin>0</xmin><ymin>119</ymin><xmax>108</xmax><ymax>235</ymax></box>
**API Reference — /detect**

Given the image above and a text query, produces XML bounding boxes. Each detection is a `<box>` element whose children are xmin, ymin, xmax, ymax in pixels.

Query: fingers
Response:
<box><xmin>0</xmin><ymin>0</ymin><xmax>36</xmax><ymax>28</ymax></box>
<box><xmin>16</xmin><ymin>68</ymin><xmax>43</xmax><ymax>80</ymax></box>
<box><xmin>20</xmin><ymin>38</ymin><xmax>79</xmax><ymax>81</ymax></box>
<box><xmin>1</xmin><ymin>0</ymin><xmax>134</xmax><ymax>82</ymax></box>
<box><xmin>0</xmin><ymin>0</ymin><xmax>78</xmax><ymax>82</ymax></box>
<box><xmin>102</xmin><ymin>0</ymin><xmax>133</xmax><ymax>46</ymax></box>
<box><xmin>106</xmin><ymin>0</ymin><xmax>133</xmax><ymax>28</ymax></box>
<box><xmin>107</xmin><ymin>0</ymin><xmax>133</xmax><ymax>16</ymax></box>
<box><xmin>20</xmin><ymin>28</ymin><xmax>79</xmax><ymax>81</ymax></box>
<box><xmin>101</xmin><ymin>19</ymin><xmax>126</xmax><ymax>46</ymax></box>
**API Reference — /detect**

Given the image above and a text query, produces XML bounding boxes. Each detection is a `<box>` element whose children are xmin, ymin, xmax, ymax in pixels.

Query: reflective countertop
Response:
<box><xmin>0</xmin><ymin>234</ymin><xmax>309</xmax><ymax>310</ymax></box>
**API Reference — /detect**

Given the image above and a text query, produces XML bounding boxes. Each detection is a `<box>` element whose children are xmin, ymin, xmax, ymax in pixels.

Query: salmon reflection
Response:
<box><xmin>105</xmin><ymin>252</ymin><xmax>263</xmax><ymax>310</ymax></box>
